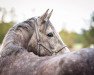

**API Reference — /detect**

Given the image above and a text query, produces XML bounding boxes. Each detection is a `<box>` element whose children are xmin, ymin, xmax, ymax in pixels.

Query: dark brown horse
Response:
<box><xmin>0</xmin><ymin>10</ymin><xmax>94</xmax><ymax>75</ymax></box>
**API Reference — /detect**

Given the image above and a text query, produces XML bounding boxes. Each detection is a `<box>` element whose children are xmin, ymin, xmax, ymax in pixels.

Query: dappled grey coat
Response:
<box><xmin>0</xmin><ymin>48</ymin><xmax>94</xmax><ymax>75</ymax></box>
<box><xmin>0</xmin><ymin>10</ymin><xmax>94</xmax><ymax>75</ymax></box>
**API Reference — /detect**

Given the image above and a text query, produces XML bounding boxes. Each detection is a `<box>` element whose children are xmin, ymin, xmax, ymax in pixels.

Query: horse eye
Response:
<box><xmin>47</xmin><ymin>33</ymin><xmax>53</xmax><ymax>37</ymax></box>
<box><xmin>41</xmin><ymin>20</ymin><xmax>46</xmax><ymax>24</ymax></box>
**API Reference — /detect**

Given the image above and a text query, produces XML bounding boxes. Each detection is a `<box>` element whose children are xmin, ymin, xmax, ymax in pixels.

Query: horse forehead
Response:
<box><xmin>46</xmin><ymin>26</ymin><xmax>53</xmax><ymax>33</ymax></box>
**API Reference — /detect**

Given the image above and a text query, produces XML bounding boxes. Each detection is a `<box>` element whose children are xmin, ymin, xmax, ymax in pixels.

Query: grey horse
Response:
<box><xmin>0</xmin><ymin>10</ymin><xmax>94</xmax><ymax>75</ymax></box>
<box><xmin>0</xmin><ymin>9</ymin><xmax>69</xmax><ymax>57</ymax></box>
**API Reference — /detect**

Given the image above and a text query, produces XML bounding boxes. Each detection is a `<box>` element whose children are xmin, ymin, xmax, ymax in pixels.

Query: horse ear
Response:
<box><xmin>44</xmin><ymin>9</ymin><xmax>53</xmax><ymax>21</ymax></box>
<box><xmin>40</xmin><ymin>9</ymin><xmax>49</xmax><ymax>21</ymax></box>
<box><xmin>47</xmin><ymin>9</ymin><xmax>53</xmax><ymax>20</ymax></box>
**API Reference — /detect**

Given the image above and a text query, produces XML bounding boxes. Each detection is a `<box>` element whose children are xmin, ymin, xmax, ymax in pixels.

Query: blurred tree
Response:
<box><xmin>0</xmin><ymin>7</ymin><xmax>7</xmax><ymax>23</ymax></box>
<box><xmin>82</xmin><ymin>12</ymin><xmax>94</xmax><ymax>47</ymax></box>
<box><xmin>59</xmin><ymin>29</ymin><xmax>82</xmax><ymax>48</ymax></box>
<box><xmin>0</xmin><ymin>22</ymin><xmax>13</xmax><ymax>43</ymax></box>
<box><xmin>0</xmin><ymin>7</ymin><xmax>14</xmax><ymax>43</ymax></box>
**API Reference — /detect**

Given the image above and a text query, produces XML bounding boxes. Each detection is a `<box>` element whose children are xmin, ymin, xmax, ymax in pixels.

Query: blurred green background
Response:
<box><xmin>0</xmin><ymin>7</ymin><xmax>94</xmax><ymax>51</ymax></box>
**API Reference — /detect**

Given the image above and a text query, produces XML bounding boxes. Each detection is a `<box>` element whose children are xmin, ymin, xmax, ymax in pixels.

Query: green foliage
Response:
<box><xmin>0</xmin><ymin>7</ymin><xmax>14</xmax><ymax>43</ymax></box>
<box><xmin>82</xmin><ymin>26</ymin><xmax>94</xmax><ymax>47</ymax></box>
<box><xmin>0</xmin><ymin>22</ymin><xmax>13</xmax><ymax>43</ymax></box>
<box><xmin>82</xmin><ymin>12</ymin><xmax>94</xmax><ymax>47</ymax></box>
<box><xmin>60</xmin><ymin>11</ymin><xmax>94</xmax><ymax>48</ymax></box>
<box><xmin>59</xmin><ymin>29</ymin><xmax>82</xmax><ymax>48</ymax></box>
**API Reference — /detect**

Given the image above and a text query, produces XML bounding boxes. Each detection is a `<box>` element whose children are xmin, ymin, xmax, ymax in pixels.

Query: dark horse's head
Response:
<box><xmin>27</xmin><ymin>9</ymin><xmax>70</xmax><ymax>56</ymax></box>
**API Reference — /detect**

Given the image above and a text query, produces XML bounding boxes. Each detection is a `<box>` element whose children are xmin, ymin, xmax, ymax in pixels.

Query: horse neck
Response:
<box><xmin>0</xmin><ymin>21</ymin><xmax>35</xmax><ymax>56</ymax></box>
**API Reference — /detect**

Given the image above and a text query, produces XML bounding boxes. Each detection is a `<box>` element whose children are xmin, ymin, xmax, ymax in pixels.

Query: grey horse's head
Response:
<box><xmin>27</xmin><ymin>9</ymin><xmax>70</xmax><ymax>56</ymax></box>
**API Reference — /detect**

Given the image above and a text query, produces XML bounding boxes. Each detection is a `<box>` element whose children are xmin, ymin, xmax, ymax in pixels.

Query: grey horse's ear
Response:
<box><xmin>47</xmin><ymin>9</ymin><xmax>53</xmax><ymax>19</ymax></box>
<box><xmin>44</xmin><ymin>9</ymin><xmax>53</xmax><ymax>21</ymax></box>
<box><xmin>40</xmin><ymin>9</ymin><xmax>49</xmax><ymax>21</ymax></box>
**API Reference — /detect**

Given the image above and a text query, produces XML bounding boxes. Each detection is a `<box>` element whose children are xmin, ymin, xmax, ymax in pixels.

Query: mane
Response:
<box><xmin>0</xmin><ymin>18</ymin><xmax>35</xmax><ymax>57</ymax></box>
